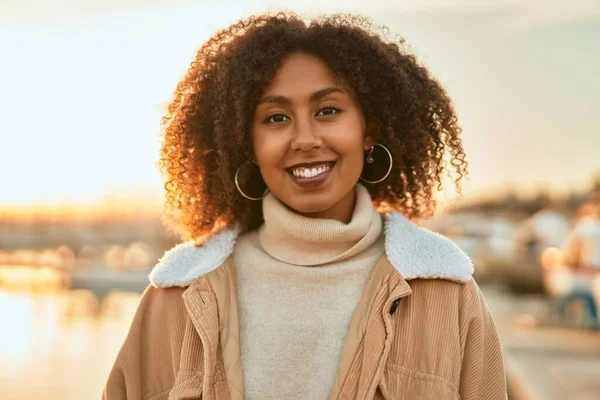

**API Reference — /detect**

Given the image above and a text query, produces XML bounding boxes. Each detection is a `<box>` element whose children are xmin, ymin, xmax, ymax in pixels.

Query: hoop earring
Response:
<box><xmin>359</xmin><ymin>143</ymin><xmax>393</xmax><ymax>184</ymax></box>
<box><xmin>235</xmin><ymin>164</ymin><xmax>269</xmax><ymax>201</ymax></box>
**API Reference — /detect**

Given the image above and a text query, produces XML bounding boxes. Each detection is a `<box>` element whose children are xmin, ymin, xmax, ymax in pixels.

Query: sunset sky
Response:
<box><xmin>1</xmin><ymin>0</ymin><xmax>599</xmax><ymax>206</ymax></box>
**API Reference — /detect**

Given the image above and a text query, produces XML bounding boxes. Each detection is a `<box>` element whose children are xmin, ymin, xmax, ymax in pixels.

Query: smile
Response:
<box><xmin>286</xmin><ymin>161</ymin><xmax>335</xmax><ymax>187</ymax></box>
<box><xmin>291</xmin><ymin>163</ymin><xmax>331</xmax><ymax>178</ymax></box>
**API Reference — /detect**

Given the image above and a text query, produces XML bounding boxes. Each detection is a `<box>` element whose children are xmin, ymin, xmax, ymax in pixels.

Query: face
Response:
<box><xmin>251</xmin><ymin>52</ymin><xmax>371</xmax><ymax>222</ymax></box>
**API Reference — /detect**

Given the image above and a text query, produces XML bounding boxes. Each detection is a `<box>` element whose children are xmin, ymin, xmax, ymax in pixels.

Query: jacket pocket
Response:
<box><xmin>378</xmin><ymin>363</ymin><xmax>459</xmax><ymax>400</ymax></box>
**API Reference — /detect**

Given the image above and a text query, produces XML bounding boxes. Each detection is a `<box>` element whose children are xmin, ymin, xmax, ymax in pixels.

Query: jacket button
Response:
<box><xmin>390</xmin><ymin>298</ymin><xmax>401</xmax><ymax>315</ymax></box>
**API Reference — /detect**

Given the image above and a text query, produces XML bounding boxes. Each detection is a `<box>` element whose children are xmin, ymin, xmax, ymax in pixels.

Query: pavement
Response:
<box><xmin>482</xmin><ymin>285</ymin><xmax>600</xmax><ymax>400</ymax></box>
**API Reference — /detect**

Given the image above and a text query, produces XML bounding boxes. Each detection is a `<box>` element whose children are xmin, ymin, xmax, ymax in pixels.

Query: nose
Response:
<box><xmin>290</xmin><ymin>119</ymin><xmax>323</xmax><ymax>152</ymax></box>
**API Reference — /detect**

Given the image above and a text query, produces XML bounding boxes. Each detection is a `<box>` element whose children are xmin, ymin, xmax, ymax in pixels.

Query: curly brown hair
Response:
<box><xmin>159</xmin><ymin>12</ymin><xmax>468</xmax><ymax>243</ymax></box>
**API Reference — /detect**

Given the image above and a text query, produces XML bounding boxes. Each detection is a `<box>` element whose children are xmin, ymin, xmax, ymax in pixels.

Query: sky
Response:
<box><xmin>1</xmin><ymin>0</ymin><xmax>599</xmax><ymax>206</ymax></box>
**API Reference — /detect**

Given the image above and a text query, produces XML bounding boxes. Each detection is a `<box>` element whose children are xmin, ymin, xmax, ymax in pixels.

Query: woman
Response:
<box><xmin>103</xmin><ymin>12</ymin><xmax>507</xmax><ymax>400</ymax></box>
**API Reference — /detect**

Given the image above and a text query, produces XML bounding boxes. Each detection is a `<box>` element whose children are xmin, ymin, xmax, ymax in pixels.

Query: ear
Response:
<box><xmin>364</xmin><ymin>120</ymin><xmax>376</xmax><ymax>150</ymax></box>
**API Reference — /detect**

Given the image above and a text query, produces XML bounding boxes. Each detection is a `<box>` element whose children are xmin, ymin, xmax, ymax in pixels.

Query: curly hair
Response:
<box><xmin>159</xmin><ymin>12</ymin><xmax>468</xmax><ymax>243</ymax></box>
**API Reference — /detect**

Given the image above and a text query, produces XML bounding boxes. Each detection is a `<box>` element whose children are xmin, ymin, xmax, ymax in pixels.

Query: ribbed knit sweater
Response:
<box><xmin>232</xmin><ymin>184</ymin><xmax>385</xmax><ymax>399</ymax></box>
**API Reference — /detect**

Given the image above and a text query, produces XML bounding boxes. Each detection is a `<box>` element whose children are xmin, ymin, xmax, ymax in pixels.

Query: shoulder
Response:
<box><xmin>405</xmin><ymin>276</ymin><xmax>481</xmax><ymax>304</ymax></box>
<box><xmin>455</xmin><ymin>278</ymin><xmax>495</xmax><ymax>332</ymax></box>
<box><xmin>104</xmin><ymin>284</ymin><xmax>190</xmax><ymax>399</ymax></box>
<box><xmin>406</xmin><ymin>277</ymin><xmax>492</xmax><ymax>336</ymax></box>
<box><xmin>111</xmin><ymin>285</ymin><xmax>188</xmax><ymax>366</ymax></box>
<box><xmin>133</xmin><ymin>284</ymin><xmax>188</xmax><ymax>325</ymax></box>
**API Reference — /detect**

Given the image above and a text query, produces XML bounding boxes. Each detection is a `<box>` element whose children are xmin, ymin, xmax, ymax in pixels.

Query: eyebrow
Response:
<box><xmin>257</xmin><ymin>87</ymin><xmax>345</xmax><ymax>106</ymax></box>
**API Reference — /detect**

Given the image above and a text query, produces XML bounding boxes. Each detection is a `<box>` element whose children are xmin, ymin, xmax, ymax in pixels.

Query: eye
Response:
<box><xmin>265</xmin><ymin>113</ymin><xmax>290</xmax><ymax>124</ymax></box>
<box><xmin>316</xmin><ymin>107</ymin><xmax>340</xmax><ymax>117</ymax></box>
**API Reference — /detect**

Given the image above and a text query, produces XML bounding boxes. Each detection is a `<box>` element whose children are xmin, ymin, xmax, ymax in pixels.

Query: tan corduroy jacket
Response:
<box><xmin>103</xmin><ymin>211</ymin><xmax>507</xmax><ymax>400</ymax></box>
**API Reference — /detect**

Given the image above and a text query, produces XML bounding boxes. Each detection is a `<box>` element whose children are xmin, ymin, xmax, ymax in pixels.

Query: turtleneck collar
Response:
<box><xmin>258</xmin><ymin>184</ymin><xmax>383</xmax><ymax>266</ymax></box>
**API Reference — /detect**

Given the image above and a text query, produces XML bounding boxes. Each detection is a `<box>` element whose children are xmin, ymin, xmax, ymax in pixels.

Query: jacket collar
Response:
<box><xmin>149</xmin><ymin>210</ymin><xmax>473</xmax><ymax>288</ymax></box>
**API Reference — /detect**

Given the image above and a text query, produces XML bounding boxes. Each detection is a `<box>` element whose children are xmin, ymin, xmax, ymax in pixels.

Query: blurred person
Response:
<box><xmin>516</xmin><ymin>208</ymin><xmax>569</xmax><ymax>256</ymax></box>
<box><xmin>103</xmin><ymin>13</ymin><xmax>506</xmax><ymax>400</ymax></box>
<box><xmin>553</xmin><ymin>202</ymin><xmax>600</xmax><ymax>326</ymax></box>
<box><xmin>562</xmin><ymin>202</ymin><xmax>600</xmax><ymax>272</ymax></box>
<box><xmin>506</xmin><ymin>207</ymin><xmax>569</xmax><ymax>293</ymax></box>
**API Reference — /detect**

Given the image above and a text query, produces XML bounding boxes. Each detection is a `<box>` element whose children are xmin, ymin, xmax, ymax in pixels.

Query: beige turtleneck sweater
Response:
<box><xmin>232</xmin><ymin>184</ymin><xmax>385</xmax><ymax>400</ymax></box>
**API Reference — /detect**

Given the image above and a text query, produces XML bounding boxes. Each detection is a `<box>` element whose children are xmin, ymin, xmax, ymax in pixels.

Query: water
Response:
<box><xmin>0</xmin><ymin>277</ymin><xmax>141</xmax><ymax>400</ymax></box>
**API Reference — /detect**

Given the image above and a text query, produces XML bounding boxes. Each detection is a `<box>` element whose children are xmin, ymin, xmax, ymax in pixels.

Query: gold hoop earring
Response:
<box><xmin>359</xmin><ymin>143</ymin><xmax>393</xmax><ymax>184</ymax></box>
<box><xmin>235</xmin><ymin>164</ymin><xmax>269</xmax><ymax>201</ymax></box>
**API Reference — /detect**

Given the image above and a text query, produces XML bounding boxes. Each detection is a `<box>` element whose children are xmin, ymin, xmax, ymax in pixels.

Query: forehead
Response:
<box><xmin>263</xmin><ymin>52</ymin><xmax>341</xmax><ymax>97</ymax></box>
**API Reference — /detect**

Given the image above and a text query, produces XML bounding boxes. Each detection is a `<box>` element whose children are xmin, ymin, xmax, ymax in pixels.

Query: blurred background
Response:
<box><xmin>1</xmin><ymin>1</ymin><xmax>599</xmax><ymax>399</ymax></box>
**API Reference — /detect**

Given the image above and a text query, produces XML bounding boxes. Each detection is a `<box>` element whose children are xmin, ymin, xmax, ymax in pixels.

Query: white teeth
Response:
<box><xmin>291</xmin><ymin>163</ymin><xmax>331</xmax><ymax>178</ymax></box>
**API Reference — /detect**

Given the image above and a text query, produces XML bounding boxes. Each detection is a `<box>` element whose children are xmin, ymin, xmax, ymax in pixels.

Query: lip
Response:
<box><xmin>287</xmin><ymin>161</ymin><xmax>335</xmax><ymax>188</ymax></box>
<box><xmin>285</xmin><ymin>160</ymin><xmax>336</xmax><ymax>170</ymax></box>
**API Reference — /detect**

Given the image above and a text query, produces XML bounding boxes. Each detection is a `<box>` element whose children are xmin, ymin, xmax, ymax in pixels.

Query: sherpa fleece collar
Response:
<box><xmin>149</xmin><ymin>211</ymin><xmax>473</xmax><ymax>288</ymax></box>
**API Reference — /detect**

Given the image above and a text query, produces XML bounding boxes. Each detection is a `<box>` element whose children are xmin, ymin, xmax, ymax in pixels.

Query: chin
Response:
<box><xmin>277</xmin><ymin>193</ymin><xmax>332</xmax><ymax>214</ymax></box>
<box><xmin>266</xmin><ymin>170</ymin><xmax>358</xmax><ymax>217</ymax></box>
<box><xmin>287</xmin><ymin>199</ymin><xmax>334</xmax><ymax>215</ymax></box>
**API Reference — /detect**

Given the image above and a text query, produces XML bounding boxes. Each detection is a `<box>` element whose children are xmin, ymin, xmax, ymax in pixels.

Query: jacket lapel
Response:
<box><xmin>329</xmin><ymin>254</ymin><xmax>388</xmax><ymax>398</ymax></box>
<box><xmin>333</xmin><ymin>256</ymin><xmax>412</xmax><ymax>399</ymax></box>
<box><xmin>182</xmin><ymin>280</ymin><xmax>221</xmax><ymax>399</ymax></box>
<box><xmin>183</xmin><ymin>257</ymin><xmax>244</xmax><ymax>400</ymax></box>
<box><xmin>208</xmin><ymin>257</ymin><xmax>245</xmax><ymax>400</ymax></box>
<box><xmin>359</xmin><ymin>268</ymin><xmax>411</xmax><ymax>399</ymax></box>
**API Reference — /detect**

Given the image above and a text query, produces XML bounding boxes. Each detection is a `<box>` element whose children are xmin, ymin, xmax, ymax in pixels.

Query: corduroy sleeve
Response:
<box><xmin>102</xmin><ymin>285</ymin><xmax>188</xmax><ymax>400</ymax></box>
<box><xmin>458</xmin><ymin>279</ymin><xmax>508</xmax><ymax>400</ymax></box>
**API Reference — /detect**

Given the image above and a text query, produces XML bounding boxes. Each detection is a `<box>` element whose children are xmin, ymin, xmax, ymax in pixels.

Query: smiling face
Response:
<box><xmin>251</xmin><ymin>52</ymin><xmax>371</xmax><ymax>222</ymax></box>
